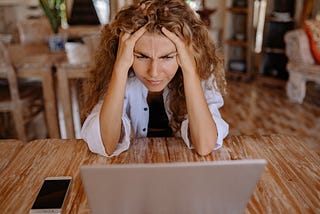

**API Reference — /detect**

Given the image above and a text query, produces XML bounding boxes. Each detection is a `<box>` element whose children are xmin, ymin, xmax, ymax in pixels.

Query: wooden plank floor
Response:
<box><xmin>220</xmin><ymin>80</ymin><xmax>320</xmax><ymax>154</ymax></box>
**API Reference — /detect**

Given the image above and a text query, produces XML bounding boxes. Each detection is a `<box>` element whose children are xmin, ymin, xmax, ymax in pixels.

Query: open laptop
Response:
<box><xmin>80</xmin><ymin>160</ymin><xmax>267</xmax><ymax>214</ymax></box>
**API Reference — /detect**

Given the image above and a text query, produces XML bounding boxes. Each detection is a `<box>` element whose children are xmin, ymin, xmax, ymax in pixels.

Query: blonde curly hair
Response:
<box><xmin>83</xmin><ymin>0</ymin><xmax>226</xmax><ymax>131</ymax></box>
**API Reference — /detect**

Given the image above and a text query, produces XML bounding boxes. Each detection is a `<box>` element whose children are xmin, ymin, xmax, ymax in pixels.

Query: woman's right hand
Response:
<box><xmin>114</xmin><ymin>26</ymin><xmax>147</xmax><ymax>72</ymax></box>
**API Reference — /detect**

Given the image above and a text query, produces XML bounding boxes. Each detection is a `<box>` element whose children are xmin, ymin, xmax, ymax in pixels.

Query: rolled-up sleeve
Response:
<box><xmin>180</xmin><ymin>79</ymin><xmax>229</xmax><ymax>151</ymax></box>
<box><xmin>81</xmin><ymin>102</ymin><xmax>132</xmax><ymax>157</ymax></box>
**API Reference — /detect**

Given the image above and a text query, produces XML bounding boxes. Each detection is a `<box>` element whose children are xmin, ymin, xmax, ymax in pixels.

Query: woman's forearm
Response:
<box><xmin>183</xmin><ymin>72</ymin><xmax>218</xmax><ymax>156</ymax></box>
<box><xmin>99</xmin><ymin>65</ymin><xmax>128</xmax><ymax>155</ymax></box>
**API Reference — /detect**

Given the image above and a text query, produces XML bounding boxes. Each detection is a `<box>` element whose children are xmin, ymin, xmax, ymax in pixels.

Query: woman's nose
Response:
<box><xmin>148</xmin><ymin>60</ymin><xmax>159</xmax><ymax>77</ymax></box>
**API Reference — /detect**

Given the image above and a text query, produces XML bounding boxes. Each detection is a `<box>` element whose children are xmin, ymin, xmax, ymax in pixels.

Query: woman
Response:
<box><xmin>81</xmin><ymin>0</ymin><xmax>228</xmax><ymax>157</ymax></box>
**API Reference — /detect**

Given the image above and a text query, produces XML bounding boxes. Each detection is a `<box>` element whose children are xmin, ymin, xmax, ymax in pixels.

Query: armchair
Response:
<box><xmin>284</xmin><ymin>29</ymin><xmax>320</xmax><ymax>103</ymax></box>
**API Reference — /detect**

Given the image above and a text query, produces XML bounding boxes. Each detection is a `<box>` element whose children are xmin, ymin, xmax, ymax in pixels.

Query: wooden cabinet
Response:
<box><xmin>259</xmin><ymin>0</ymin><xmax>302</xmax><ymax>83</ymax></box>
<box><xmin>222</xmin><ymin>0</ymin><xmax>254</xmax><ymax>81</ymax></box>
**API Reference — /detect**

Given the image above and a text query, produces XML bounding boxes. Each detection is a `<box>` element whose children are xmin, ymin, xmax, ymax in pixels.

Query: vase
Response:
<box><xmin>47</xmin><ymin>34</ymin><xmax>67</xmax><ymax>52</ymax></box>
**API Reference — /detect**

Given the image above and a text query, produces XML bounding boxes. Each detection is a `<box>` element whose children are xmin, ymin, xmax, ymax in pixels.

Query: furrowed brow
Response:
<box><xmin>133</xmin><ymin>51</ymin><xmax>150</xmax><ymax>58</ymax></box>
<box><xmin>133</xmin><ymin>50</ymin><xmax>177</xmax><ymax>58</ymax></box>
<box><xmin>159</xmin><ymin>51</ymin><xmax>177</xmax><ymax>58</ymax></box>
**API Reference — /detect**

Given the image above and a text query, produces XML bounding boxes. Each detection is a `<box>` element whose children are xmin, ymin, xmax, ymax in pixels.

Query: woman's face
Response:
<box><xmin>132</xmin><ymin>32</ymin><xmax>179</xmax><ymax>92</ymax></box>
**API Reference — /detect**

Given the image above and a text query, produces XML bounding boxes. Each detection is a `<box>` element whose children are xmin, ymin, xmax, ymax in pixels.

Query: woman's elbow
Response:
<box><xmin>105</xmin><ymin>146</ymin><xmax>115</xmax><ymax>156</ymax></box>
<box><xmin>193</xmin><ymin>135</ymin><xmax>217</xmax><ymax>156</ymax></box>
<box><xmin>102</xmin><ymin>136</ymin><xmax>119</xmax><ymax>156</ymax></box>
<box><xmin>195</xmin><ymin>145</ymin><xmax>214</xmax><ymax>156</ymax></box>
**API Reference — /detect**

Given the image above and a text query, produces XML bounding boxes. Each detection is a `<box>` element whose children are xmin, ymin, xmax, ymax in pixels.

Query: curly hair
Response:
<box><xmin>82</xmin><ymin>0</ymin><xmax>226</xmax><ymax>131</ymax></box>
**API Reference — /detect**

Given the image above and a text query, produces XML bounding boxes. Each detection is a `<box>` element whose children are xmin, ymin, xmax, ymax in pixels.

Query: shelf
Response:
<box><xmin>267</xmin><ymin>16</ymin><xmax>295</xmax><ymax>23</ymax></box>
<box><xmin>226</xmin><ymin>7</ymin><xmax>248</xmax><ymax>13</ymax></box>
<box><xmin>223</xmin><ymin>0</ymin><xmax>254</xmax><ymax>81</ymax></box>
<box><xmin>225</xmin><ymin>39</ymin><xmax>248</xmax><ymax>47</ymax></box>
<box><xmin>263</xmin><ymin>47</ymin><xmax>285</xmax><ymax>54</ymax></box>
<box><xmin>258</xmin><ymin>0</ymin><xmax>300</xmax><ymax>84</ymax></box>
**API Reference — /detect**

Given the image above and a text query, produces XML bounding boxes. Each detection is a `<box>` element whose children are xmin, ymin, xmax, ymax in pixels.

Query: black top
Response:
<box><xmin>147</xmin><ymin>92</ymin><xmax>173</xmax><ymax>137</ymax></box>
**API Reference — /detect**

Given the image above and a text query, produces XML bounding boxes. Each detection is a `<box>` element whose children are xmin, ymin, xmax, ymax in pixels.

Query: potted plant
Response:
<box><xmin>39</xmin><ymin>0</ymin><xmax>66</xmax><ymax>51</ymax></box>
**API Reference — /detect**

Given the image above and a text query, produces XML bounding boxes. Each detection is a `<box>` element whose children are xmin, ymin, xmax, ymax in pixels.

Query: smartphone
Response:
<box><xmin>29</xmin><ymin>176</ymin><xmax>72</xmax><ymax>214</ymax></box>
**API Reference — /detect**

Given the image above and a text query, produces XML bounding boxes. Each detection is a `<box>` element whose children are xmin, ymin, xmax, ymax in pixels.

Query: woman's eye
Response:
<box><xmin>162</xmin><ymin>56</ymin><xmax>174</xmax><ymax>60</ymax></box>
<box><xmin>135</xmin><ymin>55</ymin><xmax>148</xmax><ymax>59</ymax></box>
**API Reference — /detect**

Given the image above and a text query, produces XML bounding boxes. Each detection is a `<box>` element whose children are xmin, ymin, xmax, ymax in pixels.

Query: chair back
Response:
<box><xmin>17</xmin><ymin>18</ymin><xmax>52</xmax><ymax>45</ymax></box>
<box><xmin>0</xmin><ymin>41</ymin><xmax>20</xmax><ymax>102</ymax></box>
<box><xmin>0</xmin><ymin>41</ymin><xmax>46</xmax><ymax>141</ymax></box>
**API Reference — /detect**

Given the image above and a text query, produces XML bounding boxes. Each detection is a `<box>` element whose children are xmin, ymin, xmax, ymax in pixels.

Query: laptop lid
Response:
<box><xmin>80</xmin><ymin>160</ymin><xmax>266</xmax><ymax>214</ymax></box>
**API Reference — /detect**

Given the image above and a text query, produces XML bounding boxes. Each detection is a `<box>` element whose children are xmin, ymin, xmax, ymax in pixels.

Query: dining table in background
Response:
<box><xmin>0</xmin><ymin>134</ymin><xmax>319</xmax><ymax>213</ymax></box>
<box><xmin>4</xmin><ymin>25</ymin><xmax>101</xmax><ymax>139</ymax></box>
<box><xmin>7</xmin><ymin>44</ymin><xmax>65</xmax><ymax>138</ymax></box>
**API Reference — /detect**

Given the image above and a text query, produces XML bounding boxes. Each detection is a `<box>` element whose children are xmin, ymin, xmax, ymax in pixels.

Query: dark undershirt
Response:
<box><xmin>147</xmin><ymin>91</ymin><xmax>173</xmax><ymax>137</ymax></box>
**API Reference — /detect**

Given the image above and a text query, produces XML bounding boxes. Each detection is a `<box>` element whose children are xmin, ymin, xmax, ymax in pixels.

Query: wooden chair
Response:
<box><xmin>16</xmin><ymin>18</ymin><xmax>52</xmax><ymax>45</ymax></box>
<box><xmin>0</xmin><ymin>41</ymin><xmax>45</xmax><ymax>141</ymax></box>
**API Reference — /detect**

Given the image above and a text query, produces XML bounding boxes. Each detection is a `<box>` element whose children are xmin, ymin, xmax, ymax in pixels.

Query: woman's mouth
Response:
<box><xmin>146</xmin><ymin>79</ymin><xmax>162</xmax><ymax>85</ymax></box>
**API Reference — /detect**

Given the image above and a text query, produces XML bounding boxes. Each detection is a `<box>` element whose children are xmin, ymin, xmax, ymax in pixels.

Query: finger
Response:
<box><xmin>161</xmin><ymin>27</ymin><xmax>182</xmax><ymax>45</ymax></box>
<box><xmin>129</xmin><ymin>25</ymin><xmax>147</xmax><ymax>42</ymax></box>
<box><xmin>120</xmin><ymin>31</ymin><xmax>130</xmax><ymax>41</ymax></box>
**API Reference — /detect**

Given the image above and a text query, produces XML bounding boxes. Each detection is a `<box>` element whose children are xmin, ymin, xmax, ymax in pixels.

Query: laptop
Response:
<box><xmin>80</xmin><ymin>160</ymin><xmax>267</xmax><ymax>214</ymax></box>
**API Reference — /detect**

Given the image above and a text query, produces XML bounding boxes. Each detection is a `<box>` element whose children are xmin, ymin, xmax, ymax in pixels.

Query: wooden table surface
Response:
<box><xmin>0</xmin><ymin>135</ymin><xmax>319</xmax><ymax>213</ymax></box>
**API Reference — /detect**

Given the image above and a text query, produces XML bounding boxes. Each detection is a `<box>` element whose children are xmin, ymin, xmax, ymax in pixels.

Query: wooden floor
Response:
<box><xmin>220</xmin><ymin>80</ymin><xmax>320</xmax><ymax>154</ymax></box>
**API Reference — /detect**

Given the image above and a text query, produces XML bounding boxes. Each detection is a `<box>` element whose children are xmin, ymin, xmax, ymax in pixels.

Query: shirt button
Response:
<box><xmin>143</xmin><ymin>128</ymin><xmax>146</xmax><ymax>132</ymax></box>
<box><xmin>144</xmin><ymin>107</ymin><xmax>148</xmax><ymax>111</ymax></box>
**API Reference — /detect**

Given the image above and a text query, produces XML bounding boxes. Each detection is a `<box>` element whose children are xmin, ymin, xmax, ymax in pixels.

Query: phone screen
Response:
<box><xmin>31</xmin><ymin>179</ymin><xmax>71</xmax><ymax>209</ymax></box>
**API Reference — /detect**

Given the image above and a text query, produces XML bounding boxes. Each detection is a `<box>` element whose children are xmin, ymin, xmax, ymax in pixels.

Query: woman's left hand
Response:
<box><xmin>161</xmin><ymin>27</ymin><xmax>197</xmax><ymax>75</ymax></box>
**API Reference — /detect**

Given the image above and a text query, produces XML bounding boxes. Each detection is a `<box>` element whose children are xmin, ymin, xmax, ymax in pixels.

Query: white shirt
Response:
<box><xmin>81</xmin><ymin>75</ymin><xmax>229</xmax><ymax>157</ymax></box>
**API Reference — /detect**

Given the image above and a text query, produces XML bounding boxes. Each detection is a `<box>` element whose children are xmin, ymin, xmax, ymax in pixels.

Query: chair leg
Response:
<box><xmin>286</xmin><ymin>71</ymin><xmax>306</xmax><ymax>104</ymax></box>
<box><xmin>12</xmin><ymin>105</ymin><xmax>28</xmax><ymax>142</ymax></box>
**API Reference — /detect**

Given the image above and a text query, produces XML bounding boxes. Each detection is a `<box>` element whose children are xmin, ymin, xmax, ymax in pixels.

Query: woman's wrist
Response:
<box><xmin>113</xmin><ymin>59</ymin><xmax>131</xmax><ymax>75</ymax></box>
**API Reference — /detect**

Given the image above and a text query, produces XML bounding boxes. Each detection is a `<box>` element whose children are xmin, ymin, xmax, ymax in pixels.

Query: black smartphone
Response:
<box><xmin>29</xmin><ymin>176</ymin><xmax>72</xmax><ymax>214</ymax></box>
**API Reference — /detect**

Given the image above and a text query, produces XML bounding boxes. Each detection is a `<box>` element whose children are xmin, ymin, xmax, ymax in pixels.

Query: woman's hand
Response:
<box><xmin>161</xmin><ymin>27</ymin><xmax>197</xmax><ymax>75</ymax></box>
<box><xmin>114</xmin><ymin>26</ymin><xmax>147</xmax><ymax>72</ymax></box>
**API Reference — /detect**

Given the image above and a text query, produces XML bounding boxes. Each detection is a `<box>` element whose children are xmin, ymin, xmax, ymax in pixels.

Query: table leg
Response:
<box><xmin>42</xmin><ymin>67</ymin><xmax>60</xmax><ymax>138</ymax></box>
<box><xmin>57</xmin><ymin>67</ymin><xmax>75</xmax><ymax>139</ymax></box>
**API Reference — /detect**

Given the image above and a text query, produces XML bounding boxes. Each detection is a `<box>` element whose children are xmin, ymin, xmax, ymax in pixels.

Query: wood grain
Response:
<box><xmin>0</xmin><ymin>139</ymin><xmax>24</xmax><ymax>172</ymax></box>
<box><xmin>0</xmin><ymin>135</ymin><xmax>319</xmax><ymax>213</ymax></box>
<box><xmin>220</xmin><ymin>80</ymin><xmax>320</xmax><ymax>156</ymax></box>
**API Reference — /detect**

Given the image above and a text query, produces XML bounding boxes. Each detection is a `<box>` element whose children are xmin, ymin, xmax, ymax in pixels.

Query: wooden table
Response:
<box><xmin>7</xmin><ymin>44</ymin><xmax>66</xmax><ymax>138</ymax></box>
<box><xmin>7</xmin><ymin>43</ymin><xmax>92</xmax><ymax>139</ymax></box>
<box><xmin>0</xmin><ymin>135</ymin><xmax>319</xmax><ymax>213</ymax></box>
<box><xmin>0</xmin><ymin>139</ymin><xmax>24</xmax><ymax>172</ymax></box>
